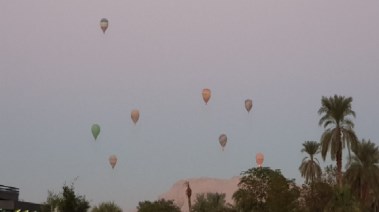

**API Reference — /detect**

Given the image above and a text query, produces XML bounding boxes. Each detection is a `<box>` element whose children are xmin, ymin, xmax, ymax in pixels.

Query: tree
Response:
<box><xmin>59</xmin><ymin>184</ymin><xmax>90</xmax><ymax>212</ymax></box>
<box><xmin>137</xmin><ymin>199</ymin><xmax>181</xmax><ymax>212</ymax></box>
<box><xmin>40</xmin><ymin>183</ymin><xmax>90</xmax><ymax>212</ymax></box>
<box><xmin>299</xmin><ymin>141</ymin><xmax>322</xmax><ymax>184</ymax></box>
<box><xmin>92</xmin><ymin>201</ymin><xmax>122</xmax><ymax>212</ymax></box>
<box><xmin>299</xmin><ymin>165</ymin><xmax>340</xmax><ymax>212</ymax></box>
<box><xmin>300</xmin><ymin>181</ymin><xmax>334</xmax><ymax>212</ymax></box>
<box><xmin>191</xmin><ymin>193</ymin><xmax>235</xmax><ymax>212</ymax></box>
<box><xmin>345</xmin><ymin>139</ymin><xmax>379</xmax><ymax>209</ymax></box>
<box><xmin>318</xmin><ymin>95</ymin><xmax>358</xmax><ymax>186</ymax></box>
<box><xmin>322</xmin><ymin>165</ymin><xmax>338</xmax><ymax>186</ymax></box>
<box><xmin>324</xmin><ymin>185</ymin><xmax>361</xmax><ymax>212</ymax></box>
<box><xmin>40</xmin><ymin>191</ymin><xmax>61</xmax><ymax>212</ymax></box>
<box><xmin>232</xmin><ymin>167</ymin><xmax>300</xmax><ymax>212</ymax></box>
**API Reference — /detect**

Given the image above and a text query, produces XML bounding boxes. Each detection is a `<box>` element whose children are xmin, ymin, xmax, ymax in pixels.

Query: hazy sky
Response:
<box><xmin>1</xmin><ymin>1</ymin><xmax>379</xmax><ymax>211</ymax></box>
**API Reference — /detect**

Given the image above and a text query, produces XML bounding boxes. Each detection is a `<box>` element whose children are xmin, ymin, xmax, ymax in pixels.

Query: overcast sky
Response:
<box><xmin>1</xmin><ymin>1</ymin><xmax>379</xmax><ymax>211</ymax></box>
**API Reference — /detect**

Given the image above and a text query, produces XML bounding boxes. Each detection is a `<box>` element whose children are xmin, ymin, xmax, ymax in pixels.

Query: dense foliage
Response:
<box><xmin>232</xmin><ymin>167</ymin><xmax>300</xmax><ymax>212</ymax></box>
<box><xmin>41</xmin><ymin>183</ymin><xmax>90</xmax><ymax>212</ymax></box>
<box><xmin>137</xmin><ymin>199</ymin><xmax>181</xmax><ymax>212</ymax></box>
<box><xmin>91</xmin><ymin>201</ymin><xmax>122</xmax><ymax>212</ymax></box>
<box><xmin>191</xmin><ymin>192</ymin><xmax>235</xmax><ymax>212</ymax></box>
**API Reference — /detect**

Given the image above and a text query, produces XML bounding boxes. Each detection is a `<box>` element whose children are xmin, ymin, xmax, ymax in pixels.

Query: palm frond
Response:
<box><xmin>301</xmin><ymin>141</ymin><xmax>320</xmax><ymax>155</ymax></box>
<box><xmin>342</xmin><ymin>118</ymin><xmax>355</xmax><ymax>129</ymax></box>
<box><xmin>345</xmin><ymin>139</ymin><xmax>379</xmax><ymax>205</ymax></box>
<box><xmin>321</xmin><ymin>130</ymin><xmax>333</xmax><ymax>160</ymax></box>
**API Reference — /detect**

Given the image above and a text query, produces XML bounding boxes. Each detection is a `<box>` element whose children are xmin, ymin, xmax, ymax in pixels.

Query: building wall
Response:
<box><xmin>0</xmin><ymin>185</ymin><xmax>19</xmax><ymax>201</ymax></box>
<box><xmin>0</xmin><ymin>200</ymin><xmax>15</xmax><ymax>210</ymax></box>
<box><xmin>0</xmin><ymin>185</ymin><xmax>41</xmax><ymax>211</ymax></box>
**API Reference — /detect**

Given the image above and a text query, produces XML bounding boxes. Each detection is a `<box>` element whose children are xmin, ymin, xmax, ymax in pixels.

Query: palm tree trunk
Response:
<box><xmin>337</xmin><ymin>128</ymin><xmax>343</xmax><ymax>187</ymax></box>
<box><xmin>336</xmin><ymin>148</ymin><xmax>342</xmax><ymax>186</ymax></box>
<box><xmin>186</xmin><ymin>182</ymin><xmax>192</xmax><ymax>212</ymax></box>
<box><xmin>188</xmin><ymin>197</ymin><xmax>191</xmax><ymax>211</ymax></box>
<box><xmin>361</xmin><ymin>183</ymin><xmax>368</xmax><ymax>208</ymax></box>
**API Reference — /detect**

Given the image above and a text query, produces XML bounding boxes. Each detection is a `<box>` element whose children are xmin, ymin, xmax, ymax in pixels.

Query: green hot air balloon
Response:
<box><xmin>91</xmin><ymin>124</ymin><xmax>101</xmax><ymax>140</ymax></box>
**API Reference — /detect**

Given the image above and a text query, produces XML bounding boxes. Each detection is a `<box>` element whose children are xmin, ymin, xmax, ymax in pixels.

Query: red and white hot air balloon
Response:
<box><xmin>256</xmin><ymin>152</ymin><xmax>264</xmax><ymax>167</ymax></box>
<box><xmin>131</xmin><ymin>109</ymin><xmax>140</xmax><ymax>125</ymax></box>
<box><xmin>245</xmin><ymin>99</ymin><xmax>253</xmax><ymax>113</ymax></box>
<box><xmin>202</xmin><ymin>88</ymin><xmax>211</xmax><ymax>104</ymax></box>
<box><xmin>219</xmin><ymin>134</ymin><xmax>227</xmax><ymax>151</ymax></box>
<box><xmin>109</xmin><ymin>155</ymin><xmax>118</xmax><ymax>169</ymax></box>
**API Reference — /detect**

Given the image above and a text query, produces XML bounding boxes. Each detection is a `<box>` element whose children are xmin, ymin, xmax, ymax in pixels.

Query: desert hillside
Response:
<box><xmin>159</xmin><ymin>176</ymin><xmax>240</xmax><ymax>212</ymax></box>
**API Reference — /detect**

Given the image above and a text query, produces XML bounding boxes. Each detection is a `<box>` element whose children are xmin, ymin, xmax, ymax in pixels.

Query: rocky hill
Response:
<box><xmin>159</xmin><ymin>176</ymin><xmax>240</xmax><ymax>212</ymax></box>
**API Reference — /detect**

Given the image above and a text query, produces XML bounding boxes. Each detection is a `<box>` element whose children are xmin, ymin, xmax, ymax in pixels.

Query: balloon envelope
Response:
<box><xmin>256</xmin><ymin>152</ymin><xmax>264</xmax><ymax>167</ymax></box>
<box><xmin>91</xmin><ymin>124</ymin><xmax>100</xmax><ymax>140</ymax></box>
<box><xmin>100</xmin><ymin>18</ymin><xmax>109</xmax><ymax>33</ymax></box>
<box><xmin>109</xmin><ymin>155</ymin><xmax>117</xmax><ymax>169</ymax></box>
<box><xmin>202</xmin><ymin>88</ymin><xmax>211</xmax><ymax>104</ymax></box>
<box><xmin>219</xmin><ymin>134</ymin><xmax>227</xmax><ymax>151</ymax></box>
<box><xmin>131</xmin><ymin>109</ymin><xmax>140</xmax><ymax>124</ymax></box>
<box><xmin>245</xmin><ymin>99</ymin><xmax>253</xmax><ymax>113</ymax></box>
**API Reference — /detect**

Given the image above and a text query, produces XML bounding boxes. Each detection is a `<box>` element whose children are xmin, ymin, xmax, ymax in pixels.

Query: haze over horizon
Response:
<box><xmin>1</xmin><ymin>1</ymin><xmax>379</xmax><ymax>211</ymax></box>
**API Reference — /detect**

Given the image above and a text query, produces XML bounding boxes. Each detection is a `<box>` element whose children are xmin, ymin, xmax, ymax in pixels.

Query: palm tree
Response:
<box><xmin>318</xmin><ymin>95</ymin><xmax>358</xmax><ymax>186</ymax></box>
<box><xmin>299</xmin><ymin>141</ymin><xmax>322</xmax><ymax>184</ymax></box>
<box><xmin>324</xmin><ymin>185</ymin><xmax>361</xmax><ymax>212</ymax></box>
<box><xmin>185</xmin><ymin>181</ymin><xmax>192</xmax><ymax>212</ymax></box>
<box><xmin>345</xmin><ymin>139</ymin><xmax>379</xmax><ymax>209</ymax></box>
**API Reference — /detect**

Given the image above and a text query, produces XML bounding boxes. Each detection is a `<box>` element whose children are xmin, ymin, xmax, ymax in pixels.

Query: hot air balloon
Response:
<box><xmin>219</xmin><ymin>134</ymin><xmax>227</xmax><ymax>151</ymax></box>
<box><xmin>109</xmin><ymin>155</ymin><xmax>117</xmax><ymax>169</ymax></box>
<box><xmin>245</xmin><ymin>99</ymin><xmax>253</xmax><ymax>113</ymax></box>
<box><xmin>256</xmin><ymin>152</ymin><xmax>264</xmax><ymax>167</ymax></box>
<box><xmin>91</xmin><ymin>124</ymin><xmax>101</xmax><ymax>140</ymax></box>
<box><xmin>131</xmin><ymin>109</ymin><xmax>140</xmax><ymax>124</ymax></box>
<box><xmin>202</xmin><ymin>88</ymin><xmax>211</xmax><ymax>104</ymax></box>
<box><xmin>100</xmin><ymin>18</ymin><xmax>109</xmax><ymax>33</ymax></box>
